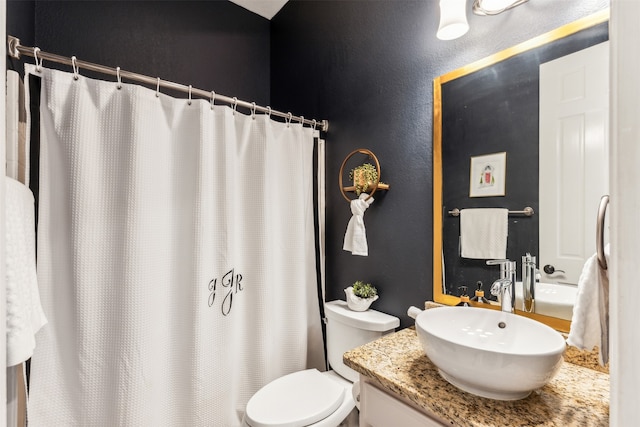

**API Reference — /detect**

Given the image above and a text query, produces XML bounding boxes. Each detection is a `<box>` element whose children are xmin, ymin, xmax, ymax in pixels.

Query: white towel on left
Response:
<box><xmin>567</xmin><ymin>246</ymin><xmax>610</xmax><ymax>365</ymax></box>
<box><xmin>343</xmin><ymin>193</ymin><xmax>374</xmax><ymax>256</ymax></box>
<box><xmin>5</xmin><ymin>177</ymin><xmax>47</xmax><ymax>366</ymax></box>
<box><xmin>460</xmin><ymin>208</ymin><xmax>508</xmax><ymax>259</ymax></box>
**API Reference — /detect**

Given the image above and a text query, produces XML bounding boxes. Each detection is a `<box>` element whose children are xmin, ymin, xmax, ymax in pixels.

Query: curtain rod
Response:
<box><xmin>7</xmin><ymin>35</ymin><xmax>329</xmax><ymax>132</ymax></box>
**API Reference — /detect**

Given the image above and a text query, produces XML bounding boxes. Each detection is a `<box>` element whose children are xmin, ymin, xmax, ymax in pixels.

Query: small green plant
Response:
<box><xmin>349</xmin><ymin>163</ymin><xmax>378</xmax><ymax>196</ymax></box>
<box><xmin>352</xmin><ymin>281</ymin><xmax>378</xmax><ymax>299</ymax></box>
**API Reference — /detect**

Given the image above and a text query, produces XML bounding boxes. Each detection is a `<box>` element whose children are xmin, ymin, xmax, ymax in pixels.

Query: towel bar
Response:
<box><xmin>448</xmin><ymin>207</ymin><xmax>534</xmax><ymax>217</ymax></box>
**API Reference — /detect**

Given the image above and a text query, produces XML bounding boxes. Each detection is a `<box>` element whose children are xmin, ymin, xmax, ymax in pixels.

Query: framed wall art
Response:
<box><xmin>469</xmin><ymin>152</ymin><xmax>506</xmax><ymax>197</ymax></box>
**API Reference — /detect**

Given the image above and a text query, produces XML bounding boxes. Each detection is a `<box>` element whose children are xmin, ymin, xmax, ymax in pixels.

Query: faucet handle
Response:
<box><xmin>486</xmin><ymin>259</ymin><xmax>510</xmax><ymax>266</ymax></box>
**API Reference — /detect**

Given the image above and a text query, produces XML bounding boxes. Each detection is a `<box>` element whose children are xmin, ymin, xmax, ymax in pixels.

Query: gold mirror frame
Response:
<box><xmin>432</xmin><ymin>9</ymin><xmax>609</xmax><ymax>333</ymax></box>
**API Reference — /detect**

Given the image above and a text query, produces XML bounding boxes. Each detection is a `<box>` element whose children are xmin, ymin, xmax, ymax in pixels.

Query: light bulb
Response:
<box><xmin>437</xmin><ymin>0</ymin><xmax>469</xmax><ymax>41</ymax></box>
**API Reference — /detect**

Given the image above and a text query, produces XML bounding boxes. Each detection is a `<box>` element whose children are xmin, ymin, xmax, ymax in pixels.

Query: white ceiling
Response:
<box><xmin>229</xmin><ymin>0</ymin><xmax>290</xmax><ymax>20</ymax></box>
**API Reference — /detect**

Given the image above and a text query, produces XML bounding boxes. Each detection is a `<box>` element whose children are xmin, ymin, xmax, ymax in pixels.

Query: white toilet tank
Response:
<box><xmin>324</xmin><ymin>300</ymin><xmax>400</xmax><ymax>383</ymax></box>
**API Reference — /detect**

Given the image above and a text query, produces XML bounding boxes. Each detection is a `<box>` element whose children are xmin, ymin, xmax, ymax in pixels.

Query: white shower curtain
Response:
<box><xmin>25</xmin><ymin>65</ymin><xmax>324</xmax><ymax>426</ymax></box>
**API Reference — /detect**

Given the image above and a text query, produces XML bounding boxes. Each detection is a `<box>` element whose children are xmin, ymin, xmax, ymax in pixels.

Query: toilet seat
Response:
<box><xmin>244</xmin><ymin>369</ymin><xmax>347</xmax><ymax>427</ymax></box>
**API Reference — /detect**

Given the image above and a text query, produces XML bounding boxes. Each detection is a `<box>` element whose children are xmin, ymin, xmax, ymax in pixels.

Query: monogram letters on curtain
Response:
<box><xmin>25</xmin><ymin>64</ymin><xmax>324</xmax><ymax>426</ymax></box>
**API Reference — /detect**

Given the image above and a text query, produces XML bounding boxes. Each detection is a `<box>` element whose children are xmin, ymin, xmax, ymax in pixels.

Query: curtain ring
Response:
<box><xmin>188</xmin><ymin>85</ymin><xmax>192</xmax><ymax>105</ymax></box>
<box><xmin>312</xmin><ymin>119</ymin><xmax>317</xmax><ymax>130</ymax></box>
<box><xmin>266</xmin><ymin>106</ymin><xmax>272</xmax><ymax>118</ymax></box>
<box><xmin>71</xmin><ymin>56</ymin><xmax>79</xmax><ymax>80</ymax></box>
<box><xmin>210</xmin><ymin>90</ymin><xmax>216</xmax><ymax>110</ymax></box>
<box><xmin>299</xmin><ymin>116</ymin><xmax>305</xmax><ymax>127</ymax></box>
<box><xmin>286</xmin><ymin>112</ymin><xmax>292</xmax><ymax>128</ymax></box>
<box><xmin>232</xmin><ymin>97</ymin><xmax>238</xmax><ymax>115</ymax></box>
<box><xmin>33</xmin><ymin>47</ymin><xmax>43</xmax><ymax>72</ymax></box>
<box><xmin>116</xmin><ymin>66</ymin><xmax>122</xmax><ymax>89</ymax></box>
<box><xmin>251</xmin><ymin>102</ymin><xmax>257</xmax><ymax>120</ymax></box>
<box><xmin>156</xmin><ymin>77</ymin><xmax>161</xmax><ymax>97</ymax></box>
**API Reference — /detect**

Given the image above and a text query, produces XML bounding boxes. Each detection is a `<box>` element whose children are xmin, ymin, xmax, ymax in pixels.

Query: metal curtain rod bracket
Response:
<box><xmin>448</xmin><ymin>207</ymin><xmax>534</xmax><ymax>217</ymax></box>
<box><xmin>7</xmin><ymin>35</ymin><xmax>329</xmax><ymax>133</ymax></box>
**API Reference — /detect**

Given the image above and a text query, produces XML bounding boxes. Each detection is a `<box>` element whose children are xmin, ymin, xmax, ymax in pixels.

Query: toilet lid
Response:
<box><xmin>245</xmin><ymin>369</ymin><xmax>346</xmax><ymax>427</ymax></box>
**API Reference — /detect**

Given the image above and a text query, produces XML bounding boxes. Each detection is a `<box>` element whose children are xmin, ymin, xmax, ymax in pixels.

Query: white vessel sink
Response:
<box><xmin>514</xmin><ymin>282</ymin><xmax>577</xmax><ymax>320</ymax></box>
<box><xmin>415</xmin><ymin>306</ymin><xmax>565</xmax><ymax>400</ymax></box>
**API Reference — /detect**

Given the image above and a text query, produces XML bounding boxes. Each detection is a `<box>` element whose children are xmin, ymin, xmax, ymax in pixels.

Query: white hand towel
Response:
<box><xmin>460</xmin><ymin>208</ymin><xmax>508</xmax><ymax>259</ymax></box>
<box><xmin>343</xmin><ymin>193</ymin><xmax>374</xmax><ymax>256</ymax></box>
<box><xmin>567</xmin><ymin>245</ymin><xmax>610</xmax><ymax>365</ymax></box>
<box><xmin>5</xmin><ymin>177</ymin><xmax>47</xmax><ymax>367</ymax></box>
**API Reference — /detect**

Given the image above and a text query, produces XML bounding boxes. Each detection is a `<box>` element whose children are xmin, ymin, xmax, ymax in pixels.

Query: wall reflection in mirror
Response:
<box><xmin>433</xmin><ymin>11</ymin><xmax>609</xmax><ymax>328</ymax></box>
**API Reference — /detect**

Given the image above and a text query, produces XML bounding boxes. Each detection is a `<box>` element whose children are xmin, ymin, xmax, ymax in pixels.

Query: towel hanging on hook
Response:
<box><xmin>343</xmin><ymin>193</ymin><xmax>375</xmax><ymax>256</ymax></box>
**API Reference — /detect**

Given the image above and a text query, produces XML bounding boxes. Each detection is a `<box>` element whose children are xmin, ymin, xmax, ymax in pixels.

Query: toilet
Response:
<box><xmin>243</xmin><ymin>300</ymin><xmax>400</xmax><ymax>427</ymax></box>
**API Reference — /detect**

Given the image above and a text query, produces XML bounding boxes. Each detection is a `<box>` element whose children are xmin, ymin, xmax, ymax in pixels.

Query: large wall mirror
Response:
<box><xmin>433</xmin><ymin>10</ymin><xmax>609</xmax><ymax>332</ymax></box>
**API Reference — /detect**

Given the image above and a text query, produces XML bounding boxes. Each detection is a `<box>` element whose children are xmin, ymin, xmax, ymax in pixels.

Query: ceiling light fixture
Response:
<box><xmin>437</xmin><ymin>0</ymin><xmax>470</xmax><ymax>40</ymax></box>
<box><xmin>472</xmin><ymin>0</ymin><xmax>529</xmax><ymax>16</ymax></box>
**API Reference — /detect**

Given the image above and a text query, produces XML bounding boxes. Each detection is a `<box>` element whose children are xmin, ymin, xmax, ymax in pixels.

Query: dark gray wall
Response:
<box><xmin>8</xmin><ymin>0</ymin><xmax>271</xmax><ymax>105</ymax></box>
<box><xmin>271</xmin><ymin>0</ymin><xmax>609</xmax><ymax>328</ymax></box>
<box><xmin>7</xmin><ymin>0</ymin><xmax>34</xmax><ymax>46</ymax></box>
<box><xmin>7</xmin><ymin>0</ymin><xmax>610</xmax><ymax>330</ymax></box>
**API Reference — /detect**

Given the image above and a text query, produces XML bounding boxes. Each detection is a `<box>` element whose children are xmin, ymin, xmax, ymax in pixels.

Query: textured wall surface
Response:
<box><xmin>7</xmin><ymin>0</ymin><xmax>34</xmax><ymax>46</ymax></box>
<box><xmin>7</xmin><ymin>0</ymin><xmax>610</xmax><ymax>329</ymax></box>
<box><xmin>271</xmin><ymin>0</ymin><xmax>609</xmax><ymax>327</ymax></box>
<box><xmin>9</xmin><ymin>0</ymin><xmax>271</xmax><ymax>105</ymax></box>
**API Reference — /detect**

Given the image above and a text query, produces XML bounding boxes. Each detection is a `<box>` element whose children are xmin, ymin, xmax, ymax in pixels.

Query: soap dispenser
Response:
<box><xmin>456</xmin><ymin>286</ymin><xmax>470</xmax><ymax>307</ymax></box>
<box><xmin>470</xmin><ymin>281</ymin><xmax>490</xmax><ymax>304</ymax></box>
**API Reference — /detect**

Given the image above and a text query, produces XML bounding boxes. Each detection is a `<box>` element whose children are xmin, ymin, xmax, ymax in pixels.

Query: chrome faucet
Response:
<box><xmin>487</xmin><ymin>259</ymin><xmax>517</xmax><ymax>313</ymax></box>
<box><xmin>521</xmin><ymin>253</ymin><xmax>536</xmax><ymax>313</ymax></box>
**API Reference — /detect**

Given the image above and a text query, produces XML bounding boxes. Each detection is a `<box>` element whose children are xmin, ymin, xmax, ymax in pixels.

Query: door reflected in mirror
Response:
<box><xmin>432</xmin><ymin>10</ymin><xmax>609</xmax><ymax>331</ymax></box>
<box><xmin>539</xmin><ymin>41</ymin><xmax>609</xmax><ymax>287</ymax></box>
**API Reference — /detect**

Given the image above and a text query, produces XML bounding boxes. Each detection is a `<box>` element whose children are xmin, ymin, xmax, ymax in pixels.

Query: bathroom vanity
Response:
<box><xmin>344</xmin><ymin>327</ymin><xmax>609</xmax><ymax>426</ymax></box>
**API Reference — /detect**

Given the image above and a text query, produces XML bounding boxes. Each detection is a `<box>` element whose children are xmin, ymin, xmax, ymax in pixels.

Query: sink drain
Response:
<box><xmin>498</xmin><ymin>321</ymin><xmax>506</xmax><ymax>329</ymax></box>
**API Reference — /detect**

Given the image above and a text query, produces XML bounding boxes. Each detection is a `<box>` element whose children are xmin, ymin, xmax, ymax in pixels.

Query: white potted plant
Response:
<box><xmin>345</xmin><ymin>280</ymin><xmax>379</xmax><ymax>311</ymax></box>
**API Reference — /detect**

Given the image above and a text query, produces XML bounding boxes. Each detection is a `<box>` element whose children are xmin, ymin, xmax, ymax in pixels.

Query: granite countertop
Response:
<box><xmin>344</xmin><ymin>327</ymin><xmax>609</xmax><ymax>427</ymax></box>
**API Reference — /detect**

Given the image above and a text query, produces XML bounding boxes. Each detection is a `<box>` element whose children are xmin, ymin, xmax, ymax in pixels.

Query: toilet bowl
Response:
<box><xmin>243</xmin><ymin>300</ymin><xmax>399</xmax><ymax>427</ymax></box>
